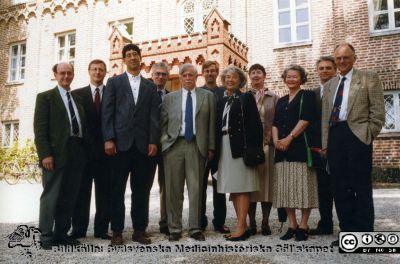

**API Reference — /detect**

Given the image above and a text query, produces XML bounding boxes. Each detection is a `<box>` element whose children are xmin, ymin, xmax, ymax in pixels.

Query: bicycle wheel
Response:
<box><xmin>26</xmin><ymin>163</ymin><xmax>41</xmax><ymax>184</ymax></box>
<box><xmin>4</xmin><ymin>162</ymin><xmax>20</xmax><ymax>185</ymax></box>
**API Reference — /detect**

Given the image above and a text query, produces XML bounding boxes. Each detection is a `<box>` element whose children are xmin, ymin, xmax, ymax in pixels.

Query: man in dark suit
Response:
<box><xmin>309</xmin><ymin>56</ymin><xmax>337</xmax><ymax>236</ymax></box>
<box><xmin>321</xmin><ymin>43</ymin><xmax>385</xmax><ymax>246</ymax></box>
<box><xmin>70</xmin><ymin>59</ymin><xmax>111</xmax><ymax>240</ymax></box>
<box><xmin>199</xmin><ymin>60</ymin><xmax>229</xmax><ymax>234</ymax></box>
<box><xmin>34</xmin><ymin>62</ymin><xmax>86</xmax><ymax>249</ymax></box>
<box><xmin>148</xmin><ymin>62</ymin><xmax>170</xmax><ymax>235</ymax></box>
<box><xmin>102</xmin><ymin>44</ymin><xmax>161</xmax><ymax>245</ymax></box>
<box><xmin>161</xmin><ymin>64</ymin><xmax>216</xmax><ymax>242</ymax></box>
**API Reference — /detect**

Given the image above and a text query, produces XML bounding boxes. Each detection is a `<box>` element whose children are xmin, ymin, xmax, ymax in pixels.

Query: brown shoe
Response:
<box><xmin>132</xmin><ymin>231</ymin><xmax>151</xmax><ymax>245</ymax></box>
<box><xmin>110</xmin><ymin>232</ymin><xmax>123</xmax><ymax>245</ymax></box>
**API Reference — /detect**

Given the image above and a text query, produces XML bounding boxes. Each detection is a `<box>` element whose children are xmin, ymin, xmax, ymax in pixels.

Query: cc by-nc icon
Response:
<box><xmin>340</xmin><ymin>234</ymin><xmax>358</xmax><ymax>251</ymax></box>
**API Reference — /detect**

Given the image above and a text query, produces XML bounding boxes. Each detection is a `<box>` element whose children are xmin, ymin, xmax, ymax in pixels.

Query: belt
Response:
<box><xmin>222</xmin><ymin>130</ymin><xmax>229</xmax><ymax>136</ymax></box>
<box><xmin>69</xmin><ymin>136</ymin><xmax>84</xmax><ymax>141</ymax></box>
<box><xmin>177</xmin><ymin>136</ymin><xmax>196</xmax><ymax>140</ymax></box>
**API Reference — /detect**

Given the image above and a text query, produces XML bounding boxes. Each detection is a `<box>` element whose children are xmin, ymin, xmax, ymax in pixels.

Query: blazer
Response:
<box><xmin>73</xmin><ymin>85</ymin><xmax>105</xmax><ymax>161</ymax></box>
<box><xmin>161</xmin><ymin>87</ymin><xmax>216</xmax><ymax>158</ymax></box>
<box><xmin>215</xmin><ymin>91</ymin><xmax>263</xmax><ymax>161</ymax></box>
<box><xmin>102</xmin><ymin>73</ymin><xmax>161</xmax><ymax>154</ymax></box>
<box><xmin>312</xmin><ymin>86</ymin><xmax>323</xmax><ymax>148</ymax></box>
<box><xmin>321</xmin><ymin>68</ymin><xmax>385</xmax><ymax>149</ymax></box>
<box><xmin>34</xmin><ymin>87</ymin><xmax>86</xmax><ymax>168</ymax></box>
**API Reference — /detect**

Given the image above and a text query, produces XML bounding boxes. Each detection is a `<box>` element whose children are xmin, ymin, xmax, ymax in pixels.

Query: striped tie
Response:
<box><xmin>66</xmin><ymin>91</ymin><xmax>80</xmax><ymax>136</ymax></box>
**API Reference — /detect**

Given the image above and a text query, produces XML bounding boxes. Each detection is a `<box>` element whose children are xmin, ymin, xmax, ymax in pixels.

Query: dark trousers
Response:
<box><xmin>201</xmin><ymin>161</ymin><xmax>227</xmax><ymax>229</ymax></box>
<box><xmin>328</xmin><ymin>122</ymin><xmax>374</xmax><ymax>232</ymax></box>
<box><xmin>315</xmin><ymin>160</ymin><xmax>334</xmax><ymax>230</ymax></box>
<box><xmin>39</xmin><ymin>138</ymin><xmax>86</xmax><ymax>242</ymax></box>
<box><xmin>149</xmin><ymin>152</ymin><xmax>168</xmax><ymax>230</ymax></box>
<box><xmin>71</xmin><ymin>156</ymin><xmax>111</xmax><ymax>236</ymax></box>
<box><xmin>110</xmin><ymin>144</ymin><xmax>155</xmax><ymax>232</ymax></box>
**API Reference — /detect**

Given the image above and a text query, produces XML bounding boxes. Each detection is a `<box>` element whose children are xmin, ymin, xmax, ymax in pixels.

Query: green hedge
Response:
<box><xmin>372</xmin><ymin>167</ymin><xmax>400</xmax><ymax>183</ymax></box>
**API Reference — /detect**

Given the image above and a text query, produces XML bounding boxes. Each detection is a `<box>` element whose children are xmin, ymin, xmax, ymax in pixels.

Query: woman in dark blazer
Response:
<box><xmin>216</xmin><ymin>65</ymin><xmax>263</xmax><ymax>241</ymax></box>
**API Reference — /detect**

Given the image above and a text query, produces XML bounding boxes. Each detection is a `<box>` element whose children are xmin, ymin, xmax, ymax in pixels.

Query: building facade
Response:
<box><xmin>0</xmin><ymin>0</ymin><xmax>399</xmax><ymax>168</ymax></box>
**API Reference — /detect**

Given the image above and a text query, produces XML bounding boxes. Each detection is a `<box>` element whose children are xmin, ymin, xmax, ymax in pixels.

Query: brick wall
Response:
<box><xmin>373</xmin><ymin>137</ymin><xmax>400</xmax><ymax>168</ymax></box>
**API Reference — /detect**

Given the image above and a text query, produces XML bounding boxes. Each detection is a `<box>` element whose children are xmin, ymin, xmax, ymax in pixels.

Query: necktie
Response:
<box><xmin>329</xmin><ymin>77</ymin><xmax>346</xmax><ymax>126</ymax></box>
<box><xmin>185</xmin><ymin>91</ymin><xmax>194</xmax><ymax>142</ymax></box>
<box><xmin>158</xmin><ymin>90</ymin><xmax>163</xmax><ymax>101</ymax></box>
<box><xmin>94</xmin><ymin>87</ymin><xmax>101</xmax><ymax>113</ymax></box>
<box><xmin>256</xmin><ymin>90</ymin><xmax>264</xmax><ymax>104</ymax></box>
<box><xmin>66</xmin><ymin>91</ymin><xmax>80</xmax><ymax>136</ymax></box>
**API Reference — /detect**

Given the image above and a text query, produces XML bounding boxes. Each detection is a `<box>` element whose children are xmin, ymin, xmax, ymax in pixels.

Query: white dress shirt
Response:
<box><xmin>126</xmin><ymin>71</ymin><xmax>141</xmax><ymax>104</ymax></box>
<box><xmin>157</xmin><ymin>88</ymin><xmax>167</xmax><ymax>101</ymax></box>
<box><xmin>333</xmin><ymin>68</ymin><xmax>353</xmax><ymax>121</ymax></box>
<box><xmin>319</xmin><ymin>84</ymin><xmax>324</xmax><ymax>99</ymax></box>
<box><xmin>180</xmin><ymin>87</ymin><xmax>197</xmax><ymax>136</ymax></box>
<box><xmin>57</xmin><ymin>86</ymin><xmax>83</xmax><ymax>137</ymax></box>
<box><xmin>89</xmin><ymin>83</ymin><xmax>104</xmax><ymax>101</ymax></box>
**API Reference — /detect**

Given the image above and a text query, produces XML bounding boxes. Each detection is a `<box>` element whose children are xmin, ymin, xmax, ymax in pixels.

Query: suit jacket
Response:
<box><xmin>322</xmin><ymin>68</ymin><xmax>385</xmax><ymax>149</ymax></box>
<box><xmin>312</xmin><ymin>86</ymin><xmax>323</xmax><ymax>148</ymax></box>
<box><xmin>215</xmin><ymin>91</ymin><xmax>263</xmax><ymax>160</ymax></box>
<box><xmin>102</xmin><ymin>73</ymin><xmax>161</xmax><ymax>154</ymax></box>
<box><xmin>161</xmin><ymin>87</ymin><xmax>216</xmax><ymax>158</ymax></box>
<box><xmin>260</xmin><ymin>89</ymin><xmax>279</xmax><ymax>146</ymax></box>
<box><xmin>34</xmin><ymin>87</ymin><xmax>86</xmax><ymax>168</ymax></box>
<box><xmin>73</xmin><ymin>85</ymin><xmax>105</xmax><ymax>161</ymax></box>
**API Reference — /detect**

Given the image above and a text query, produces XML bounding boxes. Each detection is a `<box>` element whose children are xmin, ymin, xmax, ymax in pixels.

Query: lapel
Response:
<box><xmin>51</xmin><ymin>87</ymin><xmax>69</xmax><ymax>124</ymax></box>
<box><xmin>328</xmin><ymin>76</ymin><xmax>340</xmax><ymax>111</ymax></box>
<box><xmin>134</xmin><ymin>76</ymin><xmax>147</xmax><ymax>111</ymax></box>
<box><xmin>347</xmin><ymin>68</ymin><xmax>362</xmax><ymax>114</ymax></box>
<box><xmin>71</xmin><ymin>91</ymin><xmax>86</xmax><ymax>131</ymax></box>
<box><xmin>122</xmin><ymin>73</ymin><xmax>136</xmax><ymax>108</ymax></box>
<box><xmin>175</xmin><ymin>89</ymin><xmax>183</xmax><ymax>123</ymax></box>
<box><xmin>195</xmin><ymin>88</ymin><xmax>205</xmax><ymax>116</ymax></box>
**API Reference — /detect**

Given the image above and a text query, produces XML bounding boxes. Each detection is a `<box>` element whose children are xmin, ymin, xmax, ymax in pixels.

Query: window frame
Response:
<box><xmin>274</xmin><ymin>0</ymin><xmax>312</xmax><ymax>47</ymax></box>
<box><xmin>1</xmin><ymin>121</ymin><xmax>19</xmax><ymax>148</ymax></box>
<box><xmin>8</xmin><ymin>42</ymin><xmax>26</xmax><ymax>83</ymax></box>
<box><xmin>368</xmin><ymin>0</ymin><xmax>400</xmax><ymax>36</ymax></box>
<box><xmin>180</xmin><ymin>0</ymin><xmax>218</xmax><ymax>35</ymax></box>
<box><xmin>382</xmin><ymin>90</ymin><xmax>400</xmax><ymax>133</ymax></box>
<box><xmin>109</xmin><ymin>18</ymin><xmax>134</xmax><ymax>40</ymax></box>
<box><xmin>55</xmin><ymin>31</ymin><xmax>76</xmax><ymax>65</ymax></box>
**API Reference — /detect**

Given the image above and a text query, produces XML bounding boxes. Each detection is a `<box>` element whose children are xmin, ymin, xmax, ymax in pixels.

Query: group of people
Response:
<box><xmin>34</xmin><ymin>42</ymin><xmax>385</xmax><ymax>249</ymax></box>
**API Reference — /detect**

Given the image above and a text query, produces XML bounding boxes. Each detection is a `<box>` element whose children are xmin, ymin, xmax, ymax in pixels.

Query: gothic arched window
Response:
<box><xmin>180</xmin><ymin>0</ymin><xmax>218</xmax><ymax>34</ymax></box>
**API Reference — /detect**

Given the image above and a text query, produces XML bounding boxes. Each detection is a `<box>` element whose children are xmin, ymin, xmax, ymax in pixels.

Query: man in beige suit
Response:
<box><xmin>321</xmin><ymin>43</ymin><xmax>385</xmax><ymax>246</ymax></box>
<box><xmin>161</xmin><ymin>64</ymin><xmax>215</xmax><ymax>242</ymax></box>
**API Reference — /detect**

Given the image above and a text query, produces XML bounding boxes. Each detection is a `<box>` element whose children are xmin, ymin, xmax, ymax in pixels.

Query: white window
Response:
<box><xmin>11</xmin><ymin>0</ymin><xmax>29</xmax><ymax>4</ymax></box>
<box><xmin>1</xmin><ymin>121</ymin><xmax>19</xmax><ymax>147</ymax></box>
<box><xmin>109</xmin><ymin>19</ymin><xmax>134</xmax><ymax>40</ymax></box>
<box><xmin>275</xmin><ymin>0</ymin><xmax>311</xmax><ymax>45</ymax></box>
<box><xmin>368</xmin><ymin>0</ymin><xmax>400</xmax><ymax>33</ymax></box>
<box><xmin>8</xmin><ymin>42</ymin><xmax>26</xmax><ymax>82</ymax></box>
<box><xmin>56</xmin><ymin>32</ymin><xmax>76</xmax><ymax>64</ymax></box>
<box><xmin>382</xmin><ymin>90</ymin><xmax>400</xmax><ymax>132</ymax></box>
<box><xmin>180</xmin><ymin>0</ymin><xmax>218</xmax><ymax>34</ymax></box>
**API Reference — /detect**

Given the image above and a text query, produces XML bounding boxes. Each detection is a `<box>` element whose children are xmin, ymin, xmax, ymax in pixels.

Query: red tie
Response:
<box><xmin>94</xmin><ymin>87</ymin><xmax>101</xmax><ymax>113</ymax></box>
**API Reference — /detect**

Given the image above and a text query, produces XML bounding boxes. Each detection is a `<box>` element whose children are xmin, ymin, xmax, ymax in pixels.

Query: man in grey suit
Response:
<box><xmin>102</xmin><ymin>44</ymin><xmax>161</xmax><ymax>245</ymax></box>
<box><xmin>321</xmin><ymin>43</ymin><xmax>385</xmax><ymax>246</ymax></box>
<box><xmin>161</xmin><ymin>64</ymin><xmax>216</xmax><ymax>242</ymax></box>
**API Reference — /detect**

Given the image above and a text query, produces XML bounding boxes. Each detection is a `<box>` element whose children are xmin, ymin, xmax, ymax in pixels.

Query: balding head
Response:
<box><xmin>53</xmin><ymin>62</ymin><xmax>74</xmax><ymax>90</ymax></box>
<box><xmin>334</xmin><ymin>43</ymin><xmax>357</xmax><ymax>75</ymax></box>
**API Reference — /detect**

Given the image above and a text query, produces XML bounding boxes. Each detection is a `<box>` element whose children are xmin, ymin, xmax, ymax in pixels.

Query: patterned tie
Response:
<box><xmin>158</xmin><ymin>90</ymin><xmax>163</xmax><ymax>101</ymax></box>
<box><xmin>256</xmin><ymin>89</ymin><xmax>264</xmax><ymax>104</ymax></box>
<box><xmin>66</xmin><ymin>91</ymin><xmax>80</xmax><ymax>136</ymax></box>
<box><xmin>94</xmin><ymin>87</ymin><xmax>101</xmax><ymax>113</ymax></box>
<box><xmin>185</xmin><ymin>91</ymin><xmax>194</xmax><ymax>142</ymax></box>
<box><xmin>329</xmin><ymin>77</ymin><xmax>346</xmax><ymax>126</ymax></box>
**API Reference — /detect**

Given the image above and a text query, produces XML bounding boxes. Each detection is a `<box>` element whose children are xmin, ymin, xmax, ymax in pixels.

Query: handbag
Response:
<box><xmin>299</xmin><ymin>92</ymin><xmax>322</xmax><ymax>168</ymax></box>
<box><xmin>240</xmin><ymin>94</ymin><xmax>265</xmax><ymax>167</ymax></box>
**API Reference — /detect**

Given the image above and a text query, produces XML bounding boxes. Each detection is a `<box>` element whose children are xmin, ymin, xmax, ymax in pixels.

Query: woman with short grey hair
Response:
<box><xmin>215</xmin><ymin>65</ymin><xmax>263</xmax><ymax>241</ymax></box>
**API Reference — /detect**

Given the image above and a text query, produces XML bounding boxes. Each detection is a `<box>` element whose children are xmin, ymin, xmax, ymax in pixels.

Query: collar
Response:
<box><xmin>339</xmin><ymin>68</ymin><xmax>353</xmax><ymax>81</ymax></box>
<box><xmin>182</xmin><ymin>87</ymin><xmax>196</xmax><ymax>94</ymax></box>
<box><xmin>157</xmin><ymin>87</ymin><xmax>166</xmax><ymax>94</ymax></box>
<box><xmin>57</xmin><ymin>85</ymin><xmax>71</xmax><ymax>95</ymax></box>
<box><xmin>89</xmin><ymin>83</ymin><xmax>104</xmax><ymax>94</ymax></box>
<box><xmin>126</xmin><ymin>71</ymin><xmax>141</xmax><ymax>81</ymax></box>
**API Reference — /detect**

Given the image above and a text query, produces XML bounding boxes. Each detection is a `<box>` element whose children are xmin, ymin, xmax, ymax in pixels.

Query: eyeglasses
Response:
<box><xmin>154</xmin><ymin>72</ymin><xmax>168</xmax><ymax>77</ymax></box>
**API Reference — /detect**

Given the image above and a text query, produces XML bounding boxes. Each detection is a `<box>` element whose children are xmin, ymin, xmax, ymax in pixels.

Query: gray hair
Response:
<box><xmin>151</xmin><ymin>62</ymin><xmax>169</xmax><ymax>74</ymax></box>
<box><xmin>179</xmin><ymin>63</ymin><xmax>198</xmax><ymax>76</ymax></box>
<box><xmin>220</xmin><ymin>65</ymin><xmax>247</xmax><ymax>89</ymax></box>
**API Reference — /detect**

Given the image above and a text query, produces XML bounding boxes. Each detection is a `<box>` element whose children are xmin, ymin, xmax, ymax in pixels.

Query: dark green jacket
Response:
<box><xmin>34</xmin><ymin>87</ymin><xmax>86</xmax><ymax>168</ymax></box>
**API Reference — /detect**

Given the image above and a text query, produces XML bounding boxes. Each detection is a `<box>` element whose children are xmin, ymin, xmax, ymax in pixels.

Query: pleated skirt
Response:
<box><xmin>272</xmin><ymin>161</ymin><xmax>319</xmax><ymax>209</ymax></box>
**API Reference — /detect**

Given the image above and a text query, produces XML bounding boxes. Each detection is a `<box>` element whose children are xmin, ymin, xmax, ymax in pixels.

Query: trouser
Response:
<box><xmin>315</xmin><ymin>159</ymin><xmax>334</xmax><ymax>230</ymax></box>
<box><xmin>39</xmin><ymin>137</ymin><xmax>86</xmax><ymax>242</ymax></box>
<box><xmin>109</xmin><ymin>144</ymin><xmax>155</xmax><ymax>232</ymax></box>
<box><xmin>328</xmin><ymin>122</ymin><xmax>374</xmax><ymax>232</ymax></box>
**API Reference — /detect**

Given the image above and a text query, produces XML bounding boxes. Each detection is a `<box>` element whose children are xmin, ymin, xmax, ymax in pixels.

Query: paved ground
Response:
<box><xmin>0</xmin><ymin>179</ymin><xmax>399</xmax><ymax>264</ymax></box>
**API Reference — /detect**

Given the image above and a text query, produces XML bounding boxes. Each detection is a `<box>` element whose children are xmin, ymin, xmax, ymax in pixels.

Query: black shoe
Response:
<box><xmin>331</xmin><ymin>240</ymin><xmax>339</xmax><ymax>247</ymax></box>
<box><xmin>295</xmin><ymin>228</ymin><xmax>309</xmax><ymax>241</ymax></box>
<box><xmin>248</xmin><ymin>227</ymin><xmax>257</xmax><ymax>236</ymax></box>
<box><xmin>168</xmin><ymin>233</ymin><xmax>182</xmax><ymax>242</ymax></box>
<box><xmin>68</xmin><ymin>232</ymin><xmax>86</xmax><ymax>239</ymax></box>
<box><xmin>94</xmin><ymin>233</ymin><xmax>112</xmax><ymax>240</ymax></box>
<box><xmin>40</xmin><ymin>241</ymin><xmax>54</xmax><ymax>250</ymax></box>
<box><xmin>55</xmin><ymin>237</ymin><xmax>81</xmax><ymax>246</ymax></box>
<box><xmin>309</xmin><ymin>227</ymin><xmax>333</xmax><ymax>235</ymax></box>
<box><xmin>226</xmin><ymin>230</ymin><xmax>250</xmax><ymax>242</ymax></box>
<box><xmin>280</xmin><ymin>227</ymin><xmax>297</xmax><ymax>240</ymax></box>
<box><xmin>160</xmin><ymin>226</ymin><xmax>170</xmax><ymax>235</ymax></box>
<box><xmin>190</xmin><ymin>232</ymin><xmax>205</xmax><ymax>241</ymax></box>
<box><xmin>261</xmin><ymin>225</ymin><xmax>272</xmax><ymax>236</ymax></box>
<box><xmin>214</xmin><ymin>225</ymin><xmax>230</xmax><ymax>234</ymax></box>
